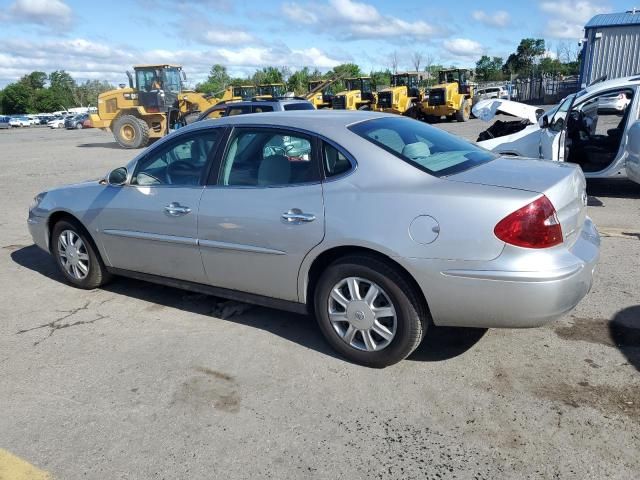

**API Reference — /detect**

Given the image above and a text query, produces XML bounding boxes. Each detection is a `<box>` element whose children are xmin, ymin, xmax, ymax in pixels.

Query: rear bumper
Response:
<box><xmin>400</xmin><ymin>217</ymin><xmax>600</xmax><ymax>328</ymax></box>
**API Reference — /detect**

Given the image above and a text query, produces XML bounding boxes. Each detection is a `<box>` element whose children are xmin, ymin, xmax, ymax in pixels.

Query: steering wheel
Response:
<box><xmin>167</xmin><ymin>160</ymin><xmax>199</xmax><ymax>185</ymax></box>
<box><xmin>264</xmin><ymin>145</ymin><xmax>287</xmax><ymax>157</ymax></box>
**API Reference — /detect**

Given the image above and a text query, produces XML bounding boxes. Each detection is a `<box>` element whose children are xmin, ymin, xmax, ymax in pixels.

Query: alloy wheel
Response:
<box><xmin>57</xmin><ymin>230</ymin><xmax>90</xmax><ymax>280</ymax></box>
<box><xmin>327</xmin><ymin>276</ymin><xmax>397</xmax><ymax>352</ymax></box>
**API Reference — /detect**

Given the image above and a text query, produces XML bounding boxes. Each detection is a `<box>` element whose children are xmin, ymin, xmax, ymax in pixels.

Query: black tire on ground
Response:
<box><xmin>51</xmin><ymin>219</ymin><xmax>111</xmax><ymax>289</ymax></box>
<box><xmin>75</xmin><ymin>122</ymin><xmax>83</xmax><ymax>129</ymax></box>
<box><xmin>113</xmin><ymin>114</ymin><xmax>150</xmax><ymax>149</ymax></box>
<box><xmin>404</xmin><ymin>106</ymin><xmax>418</xmax><ymax>118</ymax></box>
<box><xmin>456</xmin><ymin>99</ymin><xmax>471</xmax><ymax>122</ymax></box>
<box><xmin>183</xmin><ymin>112</ymin><xmax>201</xmax><ymax>125</ymax></box>
<box><xmin>314</xmin><ymin>254</ymin><xmax>428</xmax><ymax>368</ymax></box>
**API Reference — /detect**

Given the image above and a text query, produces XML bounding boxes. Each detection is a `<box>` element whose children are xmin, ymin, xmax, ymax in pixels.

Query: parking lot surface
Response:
<box><xmin>1</xmin><ymin>124</ymin><xmax>639</xmax><ymax>479</ymax></box>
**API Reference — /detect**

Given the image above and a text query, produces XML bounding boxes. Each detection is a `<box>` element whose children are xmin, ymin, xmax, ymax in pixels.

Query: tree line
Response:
<box><xmin>0</xmin><ymin>37</ymin><xmax>581</xmax><ymax>114</ymax></box>
<box><xmin>0</xmin><ymin>71</ymin><xmax>113</xmax><ymax>115</ymax></box>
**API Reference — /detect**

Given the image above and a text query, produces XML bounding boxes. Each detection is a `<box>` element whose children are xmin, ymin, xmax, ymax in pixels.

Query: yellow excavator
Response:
<box><xmin>90</xmin><ymin>64</ymin><xmax>223</xmax><ymax>148</ymax></box>
<box><xmin>331</xmin><ymin>77</ymin><xmax>376</xmax><ymax>110</ymax></box>
<box><xmin>375</xmin><ymin>72</ymin><xmax>425</xmax><ymax>116</ymax></box>
<box><xmin>417</xmin><ymin>69</ymin><xmax>474</xmax><ymax>122</ymax></box>
<box><xmin>306</xmin><ymin>76</ymin><xmax>344</xmax><ymax>109</ymax></box>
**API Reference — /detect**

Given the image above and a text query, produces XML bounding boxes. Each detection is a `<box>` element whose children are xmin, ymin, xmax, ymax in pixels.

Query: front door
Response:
<box><xmin>198</xmin><ymin>127</ymin><xmax>325</xmax><ymax>302</ymax></box>
<box><xmin>97</xmin><ymin>128</ymin><xmax>222</xmax><ymax>283</ymax></box>
<box><xmin>540</xmin><ymin>94</ymin><xmax>574</xmax><ymax>161</ymax></box>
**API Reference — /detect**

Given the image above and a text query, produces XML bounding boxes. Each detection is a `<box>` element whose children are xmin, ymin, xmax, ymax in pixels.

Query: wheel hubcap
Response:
<box><xmin>328</xmin><ymin>277</ymin><xmax>397</xmax><ymax>352</ymax></box>
<box><xmin>121</xmin><ymin>124</ymin><xmax>135</xmax><ymax>141</ymax></box>
<box><xmin>57</xmin><ymin>230</ymin><xmax>89</xmax><ymax>280</ymax></box>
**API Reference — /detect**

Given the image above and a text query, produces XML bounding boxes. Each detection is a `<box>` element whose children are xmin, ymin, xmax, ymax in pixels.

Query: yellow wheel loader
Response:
<box><xmin>331</xmin><ymin>77</ymin><xmax>376</xmax><ymax>110</ymax></box>
<box><xmin>255</xmin><ymin>83</ymin><xmax>287</xmax><ymax>99</ymax></box>
<box><xmin>90</xmin><ymin>64</ymin><xmax>223</xmax><ymax>149</ymax></box>
<box><xmin>375</xmin><ymin>72</ymin><xmax>425</xmax><ymax>116</ymax></box>
<box><xmin>417</xmin><ymin>69</ymin><xmax>474</xmax><ymax>123</ymax></box>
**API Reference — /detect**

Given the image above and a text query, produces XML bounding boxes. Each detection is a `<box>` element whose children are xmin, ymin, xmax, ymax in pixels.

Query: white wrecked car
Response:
<box><xmin>473</xmin><ymin>76</ymin><xmax>640</xmax><ymax>184</ymax></box>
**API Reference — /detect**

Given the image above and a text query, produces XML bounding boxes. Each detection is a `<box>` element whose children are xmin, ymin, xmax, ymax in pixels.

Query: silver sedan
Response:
<box><xmin>28</xmin><ymin>111</ymin><xmax>600</xmax><ymax>367</ymax></box>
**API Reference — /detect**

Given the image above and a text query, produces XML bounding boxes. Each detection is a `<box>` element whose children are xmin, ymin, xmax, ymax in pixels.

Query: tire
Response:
<box><xmin>75</xmin><ymin>122</ymin><xmax>83</xmax><ymax>129</ymax></box>
<box><xmin>456</xmin><ymin>99</ymin><xmax>471</xmax><ymax>122</ymax></box>
<box><xmin>113</xmin><ymin>114</ymin><xmax>150</xmax><ymax>149</ymax></box>
<box><xmin>314</xmin><ymin>254</ymin><xmax>427</xmax><ymax>368</ymax></box>
<box><xmin>51</xmin><ymin>220</ymin><xmax>111</xmax><ymax>289</ymax></box>
<box><xmin>404</xmin><ymin>106</ymin><xmax>418</xmax><ymax>119</ymax></box>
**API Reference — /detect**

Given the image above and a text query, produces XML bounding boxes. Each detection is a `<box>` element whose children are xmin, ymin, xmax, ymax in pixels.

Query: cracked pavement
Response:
<box><xmin>1</xmin><ymin>126</ymin><xmax>638</xmax><ymax>479</ymax></box>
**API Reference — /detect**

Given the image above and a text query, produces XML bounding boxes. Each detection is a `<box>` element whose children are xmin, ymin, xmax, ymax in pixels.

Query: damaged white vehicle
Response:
<box><xmin>473</xmin><ymin>76</ymin><xmax>640</xmax><ymax>185</ymax></box>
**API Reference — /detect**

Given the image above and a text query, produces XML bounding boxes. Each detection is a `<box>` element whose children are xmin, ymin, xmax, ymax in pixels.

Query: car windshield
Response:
<box><xmin>349</xmin><ymin>117</ymin><xmax>496</xmax><ymax>177</ymax></box>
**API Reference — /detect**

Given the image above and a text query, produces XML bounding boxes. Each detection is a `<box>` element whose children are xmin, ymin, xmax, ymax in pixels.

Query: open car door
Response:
<box><xmin>539</xmin><ymin>95</ymin><xmax>575</xmax><ymax>161</ymax></box>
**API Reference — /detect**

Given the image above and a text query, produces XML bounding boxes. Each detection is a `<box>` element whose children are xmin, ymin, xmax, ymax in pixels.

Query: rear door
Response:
<box><xmin>198</xmin><ymin>127</ymin><xmax>325</xmax><ymax>301</ymax></box>
<box><xmin>97</xmin><ymin>128</ymin><xmax>223</xmax><ymax>283</ymax></box>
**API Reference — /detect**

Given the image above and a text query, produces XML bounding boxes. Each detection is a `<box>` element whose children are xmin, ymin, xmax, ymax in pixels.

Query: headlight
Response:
<box><xmin>29</xmin><ymin>192</ymin><xmax>45</xmax><ymax>211</ymax></box>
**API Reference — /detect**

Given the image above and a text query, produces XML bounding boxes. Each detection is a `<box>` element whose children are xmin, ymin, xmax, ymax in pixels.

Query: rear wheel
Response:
<box><xmin>75</xmin><ymin>122</ymin><xmax>83</xmax><ymax>129</ymax></box>
<box><xmin>113</xmin><ymin>114</ymin><xmax>150</xmax><ymax>149</ymax></box>
<box><xmin>456</xmin><ymin>99</ymin><xmax>471</xmax><ymax>122</ymax></box>
<box><xmin>314</xmin><ymin>255</ymin><xmax>427</xmax><ymax>368</ymax></box>
<box><xmin>52</xmin><ymin>220</ymin><xmax>111</xmax><ymax>289</ymax></box>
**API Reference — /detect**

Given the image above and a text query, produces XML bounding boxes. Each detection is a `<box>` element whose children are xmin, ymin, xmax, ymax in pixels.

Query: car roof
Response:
<box><xmin>220</xmin><ymin>98</ymin><xmax>312</xmax><ymax>107</ymax></box>
<box><xmin>584</xmin><ymin>75</ymin><xmax>640</xmax><ymax>95</ymax></box>
<box><xmin>188</xmin><ymin>110</ymin><xmax>391</xmax><ymax>135</ymax></box>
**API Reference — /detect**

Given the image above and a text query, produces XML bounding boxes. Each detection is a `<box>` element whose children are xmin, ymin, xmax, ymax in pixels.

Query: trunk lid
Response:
<box><xmin>448</xmin><ymin>157</ymin><xmax>587</xmax><ymax>246</ymax></box>
<box><xmin>472</xmin><ymin>99</ymin><xmax>544</xmax><ymax>124</ymax></box>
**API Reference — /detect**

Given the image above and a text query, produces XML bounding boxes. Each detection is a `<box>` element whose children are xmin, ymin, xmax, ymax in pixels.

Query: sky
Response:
<box><xmin>0</xmin><ymin>0</ymin><xmax>633</xmax><ymax>87</ymax></box>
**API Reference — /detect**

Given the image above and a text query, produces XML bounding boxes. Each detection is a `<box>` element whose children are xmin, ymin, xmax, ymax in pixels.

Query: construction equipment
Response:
<box><xmin>306</xmin><ymin>79</ymin><xmax>336</xmax><ymax>109</ymax></box>
<box><xmin>417</xmin><ymin>69</ymin><xmax>474</xmax><ymax>122</ymax></box>
<box><xmin>230</xmin><ymin>85</ymin><xmax>257</xmax><ymax>100</ymax></box>
<box><xmin>331</xmin><ymin>77</ymin><xmax>376</xmax><ymax>110</ymax></box>
<box><xmin>375</xmin><ymin>72</ymin><xmax>426</xmax><ymax>115</ymax></box>
<box><xmin>90</xmin><ymin>64</ymin><xmax>222</xmax><ymax>148</ymax></box>
<box><xmin>256</xmin><ymin>83</ymin><xmax>286</xmax><ymax>99</ymax></box>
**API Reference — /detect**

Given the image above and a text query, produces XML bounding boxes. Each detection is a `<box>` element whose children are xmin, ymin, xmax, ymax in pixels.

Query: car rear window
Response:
<box><xmin>283</xmin><ymin>102</ymin><xmax>315</xmax><ymax>111</ymax></box>
<box><xmin>349</xmin><ymin>117</ymin><xmax>496</xmax><ymax>177</ymax></box>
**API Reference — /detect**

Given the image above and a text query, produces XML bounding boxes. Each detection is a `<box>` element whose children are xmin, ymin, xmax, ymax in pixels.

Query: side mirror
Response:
<box><xmin>540</xmin><ymin>115</ymin><xmax>549</xmax><ymax>128</ymax></box>
<box><xmin>107</xmin><ymin>167</ymin><xmax>128</xmax><ymax>186</ymax></box>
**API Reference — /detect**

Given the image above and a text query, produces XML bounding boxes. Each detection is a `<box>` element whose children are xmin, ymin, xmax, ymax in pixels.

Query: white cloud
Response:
<box><xmin>0</xmin><ymin>37</ymin><xmax>343</xmax><ymax>86</ymax></box>
<box><xmin>8</xmin><ymin>0</ymin><xmax>72</xmax><ymax>26</ymax></box>
<box><xmin>201</xmin><ymin>30</ymin><xmax>255</xmax><ymax>45</ymax></box>
<box><xmin>472</xmin><ymin>10</ymin><xmax>510</xmax><ymax>27</ymax></box>
<box><xmin>282</xmin><ymin>2</ymin><xmax>318</xmax><ymax>24</ymax></box>
<box><xmin>281</xmin><ymin>0</ymin><xmax>444</xmax><ymax>40</ymax></box>
<box><xmin>443</xmin><ymin>38</ymin><xmax>485</xmax><ymax>59</ymax></box>
<box><xmin>539</xmin><ymin>0</ymin><xmax>610</xmax><ymax>39</ymax></box>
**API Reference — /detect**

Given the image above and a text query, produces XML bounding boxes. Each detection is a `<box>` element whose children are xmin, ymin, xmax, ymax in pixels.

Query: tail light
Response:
<box><xmin>494</xmin><ymin>195</ymin><xmax>563</xmax><ymax>248</ymax></box>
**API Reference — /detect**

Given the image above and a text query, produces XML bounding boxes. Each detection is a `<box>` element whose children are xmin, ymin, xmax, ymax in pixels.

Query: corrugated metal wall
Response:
<box><xmin>583</xmin><ymin>25</ymin><xmax>640</xmax><ymax>85</ymax></box>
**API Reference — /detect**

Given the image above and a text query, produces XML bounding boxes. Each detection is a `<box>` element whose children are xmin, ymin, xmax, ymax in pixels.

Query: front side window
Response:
<box><xmin>133</xmin><ymin>130</ymin><xmax>220</xmax><ymax>186</ymax></box>
<box><xmin>349</xmin><ymin>117</ymin><xmax>496</xmax><ymax>176</ymax></box>
<box><xmin>549</xmin><ymin>94</ymin><xmax>575</xmax><ymax>132</ymax></box>
<box><xmin>220</xmin><ymin>129</ymin><xmax>318</xmax><ymax>186</ymax></box>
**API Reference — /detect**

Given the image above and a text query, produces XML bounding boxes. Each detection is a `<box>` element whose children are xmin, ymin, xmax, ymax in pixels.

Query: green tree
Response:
<box><xmin>0</xmin><ymin>82</ymin><xmax>32</xmax><ymax>114</ymax></box>
<box><xmin>196</xmin><ymin>64</ymin><xmax>232</xmax><ymax>94</ymax></box>
<box><xmin>503</xmin><ymin>38</ymin><xmax>546</xmax><ymax>76</ymax></box>
<box><xmin>20</xmin><ymin>71</ymin><xmax>48</xmax><ymax>90</ymax></box>
<box><xmin>539</xmin><ymin>57</ymin><xmax>564</xmax><ymax>75</ymax></box>
<box><xmin>252</xmin><ymin>67</ymin><xmax>284</xmax><ymax>85</ymax></box>
<box><xmin>327</xmin><ymin>63</ymin><xmax>362</xmax><ymax>92</ymax></box>
<box><xmin>287</xmin><ymin>67</ymin><xmax>312</xmax><ymax>94</ymax></box>
<box><xmin>49</xmin><ymin>70</ymin><xmax>76</xmax><ymax>109</ymax></box>
<box><xmin>370</xmin><ymin>69</ymin><xmax>392</xmax><ymax>89</ymax></box>
<box><xmin>73</xmin><ymin>80</ymin><xmax>113</xmax><ymax>107</ymax></box>
<box><xmin>475</xmin><ymin>56</ymin><xmax>504</xmax><ymax>81</ymax></box>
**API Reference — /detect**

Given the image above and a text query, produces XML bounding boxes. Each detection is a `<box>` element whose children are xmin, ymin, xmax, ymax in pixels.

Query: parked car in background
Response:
<box><xmin>28</xmin><ymin>111</ymin><xmax>599</xmax><ymax>367</ymax></box>
<box><xmin>473</xmin><ymin>75</ymin><xmax>640</xmax><ymax>183</ymax></box>
<box><xmin>0</xmin><ymin>115</ymin><xmax>10</xmax><ymax>129</ymax></box>
<box><xmin>598</xmin><ymin>91</ymin><xmax>631</xmax><ymax>113</ymax></box>
<box><xmin>64</xmin><ymin>113</ymin><xmax>89</xmax><ymax>129</ymax></box>
<box><xmin>81</xmin><ymin>118</ymin><xmax>93</xmax><ymax>129</ymax></box>
<box><xmin>9</xmin><ymin>116</ymin><xmax>31</xmax><ymax>127</ymax></box>
<box><xmin>48</xmin><ymin>116</ymin><xmax>69</xmax><ymax>129</ymax></box>
<box><xmin>473</xmin><ymin>86</ymin><xmax>509</xmax><ymax>105</ymax></box>
<box><xmin>196</xmin><ymin>98</ymin><xmax>315</xmax><ymax>122</ymax></box>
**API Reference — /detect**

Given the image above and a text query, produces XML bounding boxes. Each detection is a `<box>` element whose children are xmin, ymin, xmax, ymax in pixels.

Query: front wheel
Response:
<box><xmin>52</xmin><ymin>220</ymin><xmax>111</xmax><ymax>289</ymax></box>
<box><xmin>314</xmin><ymin>255</ymin><xmax>427</xmax><ymax>367</ymax></box>
<box><xmin>456</xmin><ymin>99</ymin><xmax>471</xmax><ymax>122</ymax></box>
<box><xmin>75</xmin><ymin>123</ymin><xmax>83</xmax><ymax>129</ymax></box>
<box><xmin>113</xmin><ymin>114</ymin><xmax>150</xmax><ymax>149</ymax></box>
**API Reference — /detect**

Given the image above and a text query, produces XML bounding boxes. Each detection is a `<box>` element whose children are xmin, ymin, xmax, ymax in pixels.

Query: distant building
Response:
<box><xmin>579</xmin><ymin>9</ymin><xmax>640</xmax><ymax>87</ymax></box>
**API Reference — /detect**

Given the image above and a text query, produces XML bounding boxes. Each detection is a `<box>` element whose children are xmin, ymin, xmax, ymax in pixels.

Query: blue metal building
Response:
<box><xmin>579</xmin><ymin>9</ymin><xmax>640</xmax><ymax>87</ymax></box>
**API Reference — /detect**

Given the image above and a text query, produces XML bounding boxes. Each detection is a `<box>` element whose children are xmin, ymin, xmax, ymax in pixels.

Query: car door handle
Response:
<box><xmin>164</xmin><ymin>202</ymin><xmax>191</xmax><ymax>216</ymax></box>
<box><xmin>282</xmin><ymin>209</ymin><xmax>316</xmax><ymax>223</ymax></box>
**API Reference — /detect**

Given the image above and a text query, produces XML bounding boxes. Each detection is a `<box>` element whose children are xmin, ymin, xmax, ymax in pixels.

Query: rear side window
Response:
<box><xmin>283</xmin><ymin>102</ymin><xmax>315</xmax><ymax>111</ymax></box>
<box><xmin>227</xmin><ymin>106</ymin><xmax>252</xmax><ymax>116</ymax></box>
<box><xmin>349</xmin><ymin>117</ymin><xmax>496</xmax><ymax>177</ymax></box>
<box><xmin>253</xmin><ymin>105</ymin><xmax>274</xmax><ymax>113</ymax></box>
<box><xmin>323</xmin><ymin>142</ymin><xmax>353</xmax><ymax>178</ymax></box>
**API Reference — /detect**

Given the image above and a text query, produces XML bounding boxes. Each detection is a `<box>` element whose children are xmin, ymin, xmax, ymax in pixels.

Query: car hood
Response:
<box><xmin>472</xmin><ymin>99</ymin><xmax>544</xmax><ymax>124</ymax></box>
